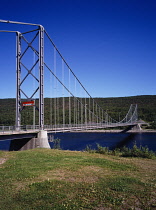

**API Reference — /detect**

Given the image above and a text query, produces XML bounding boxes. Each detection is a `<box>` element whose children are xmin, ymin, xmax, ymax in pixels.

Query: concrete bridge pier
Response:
<box><xmin>121</xmin><ymin>124</ymin><xmax>142</xmax><ymax>133</ymax></box>
<box><xmin>131</xmin><ymin>124</ymin><xmax>142</xmax><ymax>132</ymax></box>
<box><xmin>37</xmin><ymin>130</ymin><xmax>51</xmax><ymax>149</ymax></box>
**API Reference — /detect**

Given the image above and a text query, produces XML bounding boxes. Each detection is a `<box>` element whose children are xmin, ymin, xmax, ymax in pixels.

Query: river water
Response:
<box><xmin>0</xmin><ymin>132</ymin><xmax>156</xmax><ymax>152</ymax></box>
<box><xmin>49</xmin><ymin>132</ymin><xmax>156</xmax><ymax>152</ymax></box>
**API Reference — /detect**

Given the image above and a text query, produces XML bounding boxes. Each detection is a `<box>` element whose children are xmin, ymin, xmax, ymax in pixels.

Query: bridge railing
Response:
<box><xmin>0</xmin><ymin>126</ymin><xmax>15</xmax><ymax>133</ymax></box>
<box><xmin>0</xmin><ymin>120</ymin><xmax>139</xmax><ymax>134</ymax></box>
<box><xmin>0</xmin><ymin>125</ymin><xmax>40</xmax><ymax>133</ymax></box>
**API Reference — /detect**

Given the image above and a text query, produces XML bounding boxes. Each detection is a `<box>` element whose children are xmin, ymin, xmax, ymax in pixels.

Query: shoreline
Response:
<box><xmin>70</xmin><ymin>129</ymin><xmax>156</xmax><ymax>133</ymax></box>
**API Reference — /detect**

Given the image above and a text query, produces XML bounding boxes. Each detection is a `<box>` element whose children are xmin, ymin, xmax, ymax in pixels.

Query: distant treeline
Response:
<box><xmin>0</xmin><ymin>95</ymin><xmax>156</xmax><ymax>128</ymax></box>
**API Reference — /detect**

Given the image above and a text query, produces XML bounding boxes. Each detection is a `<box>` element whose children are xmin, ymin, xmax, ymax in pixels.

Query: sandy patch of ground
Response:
<box><xmin>0</xmin><ymin>158</ymin><xmax>7</xmax><ymax>165</ymax></box>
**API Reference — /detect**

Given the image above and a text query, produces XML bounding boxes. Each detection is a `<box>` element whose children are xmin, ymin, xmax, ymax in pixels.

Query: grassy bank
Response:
<box><xmin>0</xmin><ymin>149</ymin><xmax>156</xmax><ymax>209</ymax></box>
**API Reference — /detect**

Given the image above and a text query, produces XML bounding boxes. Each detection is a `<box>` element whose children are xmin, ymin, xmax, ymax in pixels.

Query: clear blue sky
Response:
<box><xmin>0</xmin><ymin>0</ymin><xmax>156</xmax><ymax>98</ymax></box>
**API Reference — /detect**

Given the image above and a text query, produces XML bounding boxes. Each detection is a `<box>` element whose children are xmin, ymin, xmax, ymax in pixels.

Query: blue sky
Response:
<box><xmin>0</xmin><ymin>0</ymin><xmax>156</xmax><ymax>98</ymax></box>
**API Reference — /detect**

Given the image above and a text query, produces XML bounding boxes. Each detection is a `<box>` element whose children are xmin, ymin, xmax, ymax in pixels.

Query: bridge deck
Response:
<box><xmin>0</xmin><ymin>121</ymin><xmax>146</xmax><ymax>136</ymax></box>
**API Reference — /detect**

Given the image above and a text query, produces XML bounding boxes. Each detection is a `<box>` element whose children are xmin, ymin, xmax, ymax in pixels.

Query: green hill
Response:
<box><xmin>0</xmin><ymin>95</ymin><xmax>156</xmax><ymax>128</ymax></box>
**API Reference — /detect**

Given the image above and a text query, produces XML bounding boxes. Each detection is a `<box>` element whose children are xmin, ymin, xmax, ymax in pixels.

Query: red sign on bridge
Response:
<box><xmin>22</xmin><ymin>101</ymin><xmax>35</xmax><ymax>107</ymax></box>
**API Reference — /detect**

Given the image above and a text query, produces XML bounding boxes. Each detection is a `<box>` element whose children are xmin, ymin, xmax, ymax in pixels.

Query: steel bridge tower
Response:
<box><xmin>0</xmin><ymin>20</ymin><xmax>45</xmax><ymax>130</ymax></box>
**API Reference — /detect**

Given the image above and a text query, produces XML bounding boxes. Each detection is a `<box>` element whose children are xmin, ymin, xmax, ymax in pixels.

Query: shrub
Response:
<box><xmin>52</xmin><ymin>138</ymin><xmax>61</xmax><ymax>149</ymax></box>
<box><xmin>85</xmin><ymin>143</ymin><xmax>156</xmax><ymax>159</ymax></box>
<box><xmin>111</xmin><ymin>148</ymin><xmax>121</xmax><ymax>156</ymax></box>
<box><xmin>96</xmin><ymin>143</ymin><xmax>110</xmax><ymax>155</ymax></box>
<box><xmin>121</xmin><ymin>143</ymin><xmax>156</xmax><ymax>159</ymax></box>
<box><xmin>84</xmin><ymin>145</ymin><xmax>95</xmax><ymax>153</ymax></box>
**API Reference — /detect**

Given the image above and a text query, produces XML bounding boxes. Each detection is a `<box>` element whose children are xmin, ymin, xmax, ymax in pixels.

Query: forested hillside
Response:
<box><xmin>0</xmin><ymin>95</ymin><xmax>156</xmax><ymax>128</ymax></box>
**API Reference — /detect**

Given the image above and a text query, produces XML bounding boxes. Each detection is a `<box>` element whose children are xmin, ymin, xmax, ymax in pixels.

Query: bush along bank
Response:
<box><xmin>85</xmin><ymin>143</ymin><xmax>156</xmax><ymax>159</ymax></box>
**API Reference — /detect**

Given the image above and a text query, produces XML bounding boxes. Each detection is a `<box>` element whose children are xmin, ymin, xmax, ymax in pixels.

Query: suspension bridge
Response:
<box><xmin>0</xmin><ymin>20</ymin><xmax>144</xmax><ymax>150</ymax></box>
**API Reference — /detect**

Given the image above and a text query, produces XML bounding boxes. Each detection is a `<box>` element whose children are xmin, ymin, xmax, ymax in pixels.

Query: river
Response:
<box><xmin>50</xmin><ymin>132</ymin><xmax>156</xmax><ymax>152</ymax></box>
<box><xmin>0</xmin><ymin>132</ymin><xmax>156</xmax><ymax>152</ymax></box>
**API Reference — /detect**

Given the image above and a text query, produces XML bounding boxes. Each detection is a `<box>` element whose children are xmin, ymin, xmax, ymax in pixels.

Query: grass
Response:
<box><xmin>0</xmin><ymin>148</ymin><xmax>156</xmax><ymax>209</ymax></box>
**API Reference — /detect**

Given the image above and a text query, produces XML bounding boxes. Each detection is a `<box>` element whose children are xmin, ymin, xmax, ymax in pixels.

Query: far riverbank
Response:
<box><xmin>70</xmin><ymin>129</ymin><xmax>156</xmax><ymax>133</ymax></box>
